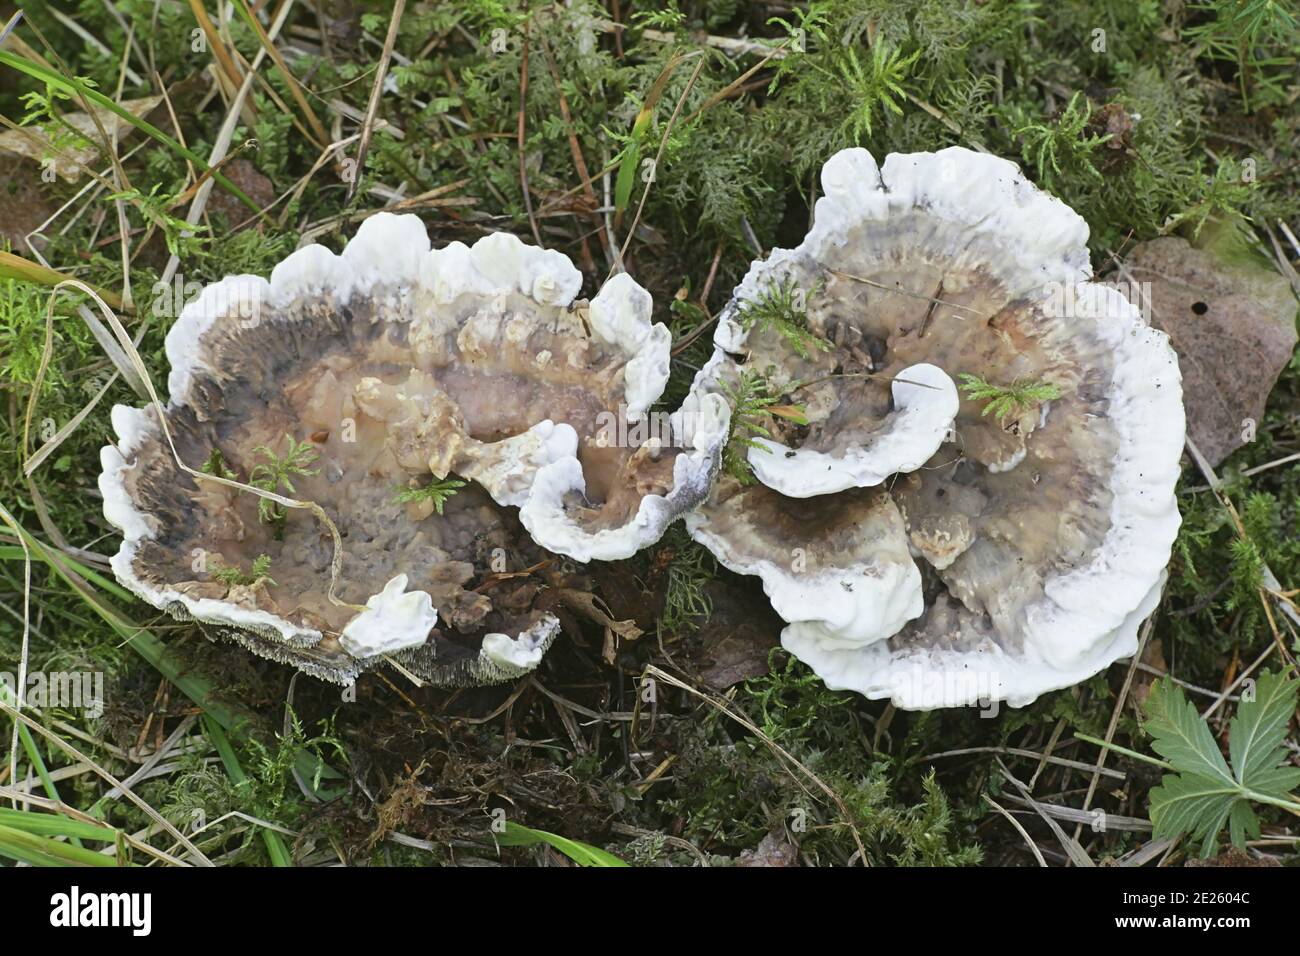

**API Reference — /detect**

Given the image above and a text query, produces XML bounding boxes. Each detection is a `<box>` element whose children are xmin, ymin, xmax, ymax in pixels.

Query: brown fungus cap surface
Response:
<box><xmin>99</xmin><ymin>215</ymin><xmax>725</xmax><ymax>685</ymax></box>
<box><xmin>688</xmin><ymin>148</ymin><xmax>1184</xmax><ymax>709</ymax></box>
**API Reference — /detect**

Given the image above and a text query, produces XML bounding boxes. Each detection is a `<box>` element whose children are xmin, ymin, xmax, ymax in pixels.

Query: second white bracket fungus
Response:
<box><xmin>687</xmin><ymin>146</ymin><xmax>1184</xmax><ymax>709</ymax></box>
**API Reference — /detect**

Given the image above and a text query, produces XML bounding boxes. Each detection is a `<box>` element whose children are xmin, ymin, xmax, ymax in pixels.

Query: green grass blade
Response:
<box><xmin>0</xmin><ymin>821</ymin><xmax>121</xmax><ymax>866</ymax></box>
<box><xmin>497</xmin><ymin>821</ymin><xmax>628</xmax><ymax>867</ymax></box>
<box><xmin>202</xmin><ymin>715</ymin><xmax>293</xmax><ymax>867</ymax></box>
<box><xmin>0</xmin><ymin>251</ymin><xmax>125</xmax><ymax>309</ymax></box>
<box><xmin>0</xmin><ymin>807</ymin><xmax>124</xmax><ymax>842</ymax></box>
<box><xmin>0</xmin><ymin>49</ymin><xmax>263</xmax><ymax>215</ymax></box>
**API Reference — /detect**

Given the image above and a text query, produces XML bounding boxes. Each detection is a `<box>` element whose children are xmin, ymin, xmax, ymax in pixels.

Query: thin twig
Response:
<box><xmin>347</xmin><ymin>0</ymin><xmax>405</xmax><ymax>203</ymax></box>
<box><xmin>614</xmin><ymin>54</ymin><xmax>706</xmax><ymax>273</ymax></box>
<box><xmin>516</xmin><ymin>17</ymin><xmax>542</xmax><ymax>245</ymax></box>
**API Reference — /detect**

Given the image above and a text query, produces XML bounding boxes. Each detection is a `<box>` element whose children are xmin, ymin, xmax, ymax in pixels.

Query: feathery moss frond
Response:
<box><xmin>957</xmin><ymin>373</ymin><xmax>1062</xmax><ymax>423</ymax></box>
<box><xmin>212</xmin><ymin>554</ymin><xmax>274</xmax><ymax>588</ymax></box>
<box><xmin>393</xmin><ymin>476</ymin><xmax>467</xmax><ymax>515</ymax></box>
<box><xmin>721</xmin><ymin>370</ymin><xmax>810</xmax><ymax>485</ymax></box>
<box><xmin>735</xmin><ymin>277</ymin><xmax>830</xmax><ymax>360</ymax></box>
<box><xmin>249</xmin><ymin>435</ymin><xmax>319</xmax><ymax>527</ymax></box>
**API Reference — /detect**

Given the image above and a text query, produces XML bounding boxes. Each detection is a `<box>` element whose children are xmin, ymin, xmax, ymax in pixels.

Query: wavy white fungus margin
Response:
<box><xmin>340</xmin><ymin>573</ymin><xmax>439</xmax><ymax>658</ymax></box>
<box><xmin>748</xmin><ymin>362</ymin><xmax>959</xmax><ymax>496</ymax></box>
<box><xmin>688</xmin><ymin>147</ymin><xmax>1184</xmax><ymax>709</ymax></box>
<box><xmin>684</xmin><ymin>499</ymin><xmax>923</xmax><ymax>651</ymax></box>
<box><xmin>521</xmin><ymin>387</ymin><xmax>731</xmax><ymax>562</ymax></box>
<box><xmin>100</xmin><ymin>213</ymin><xmax>592</xmax><ymax>679</ymax></box>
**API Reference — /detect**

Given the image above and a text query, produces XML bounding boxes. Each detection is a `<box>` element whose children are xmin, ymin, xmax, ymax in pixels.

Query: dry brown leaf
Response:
<box><xmin>206</xmin><ymin>158</ymin><xmax>276</xmax><ymax>226</ymax></box>
<box><xmin>0</xmin><ymin>95</ymin><xmax>162</xmax><ymax>181</ymax></box>
<box><xmin>1123</xmin><ymin>236</ymin><xmax>1298</xmax><ymax>466</ymax></box>
<box><xmin>736</xmin><ymin>829</ymin><xmax>799</xmax><ymax>867</ymax></box>
<box><xmin>550</xmin><ymin>588</ymin><xmax>643</xmax><ymax>665</ymax></box>
<box><xmin>694</xmin><ymin>581</ymin><xmax>781</xmax><ymax>690</ymax></box>
<box><xmin>0</xmin><ymin>164</ymin><xmax>56</xmax><ymax>248</ymax></box>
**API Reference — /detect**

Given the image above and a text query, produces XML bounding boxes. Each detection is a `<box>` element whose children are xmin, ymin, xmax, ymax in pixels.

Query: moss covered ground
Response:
<box><xmin>0</xmin><ymin>0</ymin><xmax>1297</xmax><ymax>866</ymax></box>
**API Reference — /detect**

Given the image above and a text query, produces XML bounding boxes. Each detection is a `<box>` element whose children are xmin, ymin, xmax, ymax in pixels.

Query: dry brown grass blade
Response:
<box><xmin>0</xmin><ymin>503</ymin><xmax>31</xmax><ymax>808</ymax></box>
<box><xmin>170</xmin><ymin>138</ymin><xmax>258</xmax><ymax>207</ymax></box>
<box><xmin>1071</xmin><ymin>616</ymin><xmax>1153</xmax><ymax>847</ymax></box>
<box><xmin>643</xmin><ymin>664</ymin><xmax>870</xmax><ymax>864</ymax></box>
<box><xmin>517</xmin><ymin>19</ymin><xmax>542</xmax><ymax>246</ymax></box>
<box><xmin>24</xmin><ymin>372</ymin><xmax>119</xmax><ymax>477</ymax></box>
<box><xmin>347</xmin><ymin>0</ymin><xmax>406</xmax><ymax>203</ymax></box>
<box><xmin>106</xmin><ymin>21</ymin><xmax>139</xmax><ymax>312</ymax></box>
<box><xmin>0</xmin><ymin>9</ymin><xmax>23</xmax><ymax>47</ymax></box>
<box><xmin>272</xmin><ymin>132</ymin><xmax>363</xmax><ymax>229</ymax></box>
<box><xmin>0</xmin><ymin>251</ymin><xmax>124</xmax><ymax>309</ymax></box>
<box><xmin>187</xmin><ymin>0</ymin><xmax>249</xmax><ymax>103</ymax></box>
<box><xmin>983</xmin><ymin>794</ymin><xmax>1048</xmax><ymax>866</ymax></box>
<box><xmin>614</xmin><ymin>53</ymin><xmax>705</xmax><ymax>273</ymax></box>
<box><xmin>235</xmin><ymin>0</ymin><xmax>328</xmax><ymax>149</ymax></box>
<box><xmin>998</xmin><ymin>761</ymin><xmax>1094</xmax><ymax>867</ymax></box>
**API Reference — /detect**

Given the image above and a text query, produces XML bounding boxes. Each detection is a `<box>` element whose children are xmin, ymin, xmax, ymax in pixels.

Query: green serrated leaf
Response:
<box><xmin>1148</xmin><ymin>772</ymin><xmax>1238</xmax><ymax>854</ymax></box>
<box><xmin>1143</xmin><ymin>678</ymin><xmax>1235</xmax><ymax>785</ymax></box>
<box><xmin>1227</xmin><ymin>800</ymin><xmax>1260</xmax><ymax>850</ymax></box>
<box><xmin>1229</xmin><ymin>669</ymin><xmax>1300</xmax><ymax>786</ymax></box>
<box><xmin>1142</xmin><ymin>672</ymin><xmax>1300</xmax><ymax>856</ymax></box>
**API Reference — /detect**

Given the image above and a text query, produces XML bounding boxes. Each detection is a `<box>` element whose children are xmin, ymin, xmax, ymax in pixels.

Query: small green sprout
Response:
<box><xmin>1013</xmin><ymin>91</ymin><xmax>1111</xmax><ymax>188</ymax></box>
<box><xmin>735</xmin><ymin>277</ymin><xmax>831</xmax><ymax>360</ymax></box>
<box><xmin>957</xmin><ymin>373</ymin><xmax>1062</xmax><ymax>423</ymax></box>
<box><xmin>106</xmin><ymin>184</ymin><xmax>209</xmax><ymax>257</ymax></box>
<box><xmin>212</xmin><ymin>553</ymin><xmax>275</xmax><ymax>588</ymax></box>
<box><xmin>393</xmin><ymin>476</ymin><xmax>467</xmax><ymax>515</ymax></box>
<box><xmin>249</xmin><ymin>435</ymin><xmax>319</xmax><ymax>527</ymax></box>
<box><xmin>721</xmin><ymin>370</ymin><xmax>810</xmax><ymax>485</ymax></box>
<box><xmin>200</xmin><ymin>447</ymin><xmax>238</xmax><ymax>481</ymax></box>
<box><xmin>832</xmin><ymin>43</ymin><xmax>919</xmax><ymax>141</ymax></box>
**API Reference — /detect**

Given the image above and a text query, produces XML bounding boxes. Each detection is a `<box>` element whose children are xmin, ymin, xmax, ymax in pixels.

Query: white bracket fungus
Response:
<box><xmin>744</xmin><ymin>361</ymin><xmax>959</xmax><ymax>497</ymax></box>
<box><xmin>687</xmin><ymin>147</ymin><xmax>1184</xmax><ymax>710</ymax></box>
<box><xmin>99</xmin><ymin>214</ymin><xmax>723</xmax><ymax>685</ymax></box>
